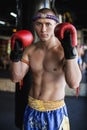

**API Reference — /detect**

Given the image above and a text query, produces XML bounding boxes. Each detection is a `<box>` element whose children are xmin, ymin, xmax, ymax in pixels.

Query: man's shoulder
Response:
<box><xmin>27</xmin><ymin>41</ymin><xmax>41</xmax><ymax>51</ymax></box>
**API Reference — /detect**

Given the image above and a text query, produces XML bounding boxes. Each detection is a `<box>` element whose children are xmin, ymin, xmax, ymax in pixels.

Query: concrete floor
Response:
<box><xmin>0</xmin><ymin>91</ymin><xmax>87</xmax><ymax>130</ymax></box>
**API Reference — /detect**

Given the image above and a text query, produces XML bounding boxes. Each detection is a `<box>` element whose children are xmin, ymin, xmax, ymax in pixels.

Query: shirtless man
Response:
<box><xmin>10</xmin><ymin>8</ymin><xmax>82</xmax><ymax>130</ymax></box>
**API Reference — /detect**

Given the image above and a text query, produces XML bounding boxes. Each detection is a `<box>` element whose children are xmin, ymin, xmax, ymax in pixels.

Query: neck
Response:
<box><xmin>41</xmin><ymin>37</ymin><xmax>59</xmax><ymax>49</ymax></box>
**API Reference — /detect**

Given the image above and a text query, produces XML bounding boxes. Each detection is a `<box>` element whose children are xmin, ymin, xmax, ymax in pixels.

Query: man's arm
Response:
<box><xmin>54</xmin><ymin>22</ymin><xmax>82</xmax><ymax>89</ymax></box>
<box><xmin>10</xmin><ymin>30</ymin><xmax>33</xmax><ymax>82</ymax></box>
<box><xmin>63</xmin><ymin>59</ymin><xmax>82</xmax><ymax>89</ymax></box>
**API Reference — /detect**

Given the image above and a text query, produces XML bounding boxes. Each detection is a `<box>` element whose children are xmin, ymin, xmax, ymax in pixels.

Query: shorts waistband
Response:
<box><xmin>28</xmin><ymin>96</ymin><xmax>65</xmax><ymax>111</ymax></box>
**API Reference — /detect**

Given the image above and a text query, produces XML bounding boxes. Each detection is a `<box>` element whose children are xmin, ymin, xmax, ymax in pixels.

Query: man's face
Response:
<box><xmin>34</xmin><ymin>16</ymin><xmax>57</xmax><ymax>42</ymax></box>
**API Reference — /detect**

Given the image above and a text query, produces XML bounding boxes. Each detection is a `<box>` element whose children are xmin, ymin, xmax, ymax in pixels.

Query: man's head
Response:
<box><xmin>32</xmin><ymin>8</ymin><xmax>59</xmax><ymax>42</ymax></box>
<box><xmin>32</xmin><ymin>8</ymin><xmax>59</xmax><ymax>23</ymax></box>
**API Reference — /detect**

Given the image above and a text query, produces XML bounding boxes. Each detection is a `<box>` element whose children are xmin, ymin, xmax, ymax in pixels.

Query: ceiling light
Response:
<box><xmin>10</xmin><ymin>12</ymin><xmax>17</xmax><ymax>18</ymax></box>
<box><xmin>0</xmin><ymin>20</ymin><xmax>5</xmax><ymax>25</ymax></box>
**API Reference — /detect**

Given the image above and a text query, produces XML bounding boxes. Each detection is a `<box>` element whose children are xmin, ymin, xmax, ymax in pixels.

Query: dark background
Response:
<box><xmin>0</xmin><ymin>0</ymin><xmax>87</xmax><ymax>36</ymax></box>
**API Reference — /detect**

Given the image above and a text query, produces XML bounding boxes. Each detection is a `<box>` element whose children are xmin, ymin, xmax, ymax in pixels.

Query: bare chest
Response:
<box><xmin>29</xmin><ymin>48</ymin><xmax>64</xmax><ymax>73</ymax></box>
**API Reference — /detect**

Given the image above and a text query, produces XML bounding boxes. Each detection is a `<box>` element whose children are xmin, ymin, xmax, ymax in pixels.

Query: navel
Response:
<box><xmin>53</xmin><ymin>68</ymin><xmax>57</xmax><ymax>71</ymax></box>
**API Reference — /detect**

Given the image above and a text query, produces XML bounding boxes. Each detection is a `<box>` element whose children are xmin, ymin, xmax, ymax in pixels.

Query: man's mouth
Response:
<box><xmin>40</xmin><ymin>34</ymin><xmax>48</xmax><ymax>38</ymax></box>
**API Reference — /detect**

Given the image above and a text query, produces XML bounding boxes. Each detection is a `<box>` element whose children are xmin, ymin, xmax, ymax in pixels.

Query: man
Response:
<box><xmin>10</xmin><ymin>8</ymin><xmax>82</xmax><ymax>130</ymax></box>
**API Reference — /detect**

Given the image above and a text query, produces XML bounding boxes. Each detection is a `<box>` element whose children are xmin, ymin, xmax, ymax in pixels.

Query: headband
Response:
<box><xmin>32</xmin><ymin>13</ymin><xmax>59</xmax><ymax>23</ymax></box>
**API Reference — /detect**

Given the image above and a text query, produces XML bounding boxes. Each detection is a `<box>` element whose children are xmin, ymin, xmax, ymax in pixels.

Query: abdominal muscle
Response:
<box><xmin>29</xmin><ymin>71</ymin><xmax>66</xmax><ymax>101</ymax></box>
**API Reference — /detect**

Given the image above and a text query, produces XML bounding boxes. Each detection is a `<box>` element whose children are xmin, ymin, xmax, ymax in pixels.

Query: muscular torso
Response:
<box><xmin>26</xmin><ymin>42</ymin><xmax>66</xmax><ymax>101</ymax></box>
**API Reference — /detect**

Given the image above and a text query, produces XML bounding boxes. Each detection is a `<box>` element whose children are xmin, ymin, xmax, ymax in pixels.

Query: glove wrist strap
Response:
<box><xmin>64</xmin><ymin>47</ymin><xmax>77</xmax><ymax>59</ymax></box>
<box><xmin>10</xmin><ymin>50</ymin><xmax>23</xmax><ymax>62</ymax></box>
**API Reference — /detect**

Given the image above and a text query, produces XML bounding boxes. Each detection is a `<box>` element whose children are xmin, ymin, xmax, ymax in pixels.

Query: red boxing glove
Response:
<box><xmin>10</xmin><ymin>30</ymin><xmax>33</xmax><ymax>62</ymax></box>
<box><xmin>11</xmin><ymin>30</ymin><xmax>33</xmax><ymax>50</ymax></box>
<box><xmin>54</xmin><ymin>22</ymin><xmax>77</xmax><ymax>46</ymax></box>
<box><xmin>54</xmin><ymin>22</ymin><xmax>77</xmax><ymax>59</ymax></box>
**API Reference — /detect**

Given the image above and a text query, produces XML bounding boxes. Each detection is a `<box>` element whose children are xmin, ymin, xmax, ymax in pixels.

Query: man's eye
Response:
<box><xmin>35</xmin><ymin>23</ymin><xmax>41</xmax><ymax>26</ymax></box>
<box><xmin>46</xmin><ymin>23</ymin><xmax>51</xmax><ymax>26</ymax></box>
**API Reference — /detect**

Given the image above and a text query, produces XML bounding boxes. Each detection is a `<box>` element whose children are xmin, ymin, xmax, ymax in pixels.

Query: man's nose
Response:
<box><xmin>41</xmin><ymin>24</ymin><xmax>46</xmax><ymax>32</ymax></box>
